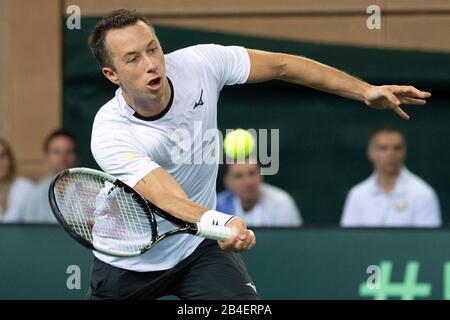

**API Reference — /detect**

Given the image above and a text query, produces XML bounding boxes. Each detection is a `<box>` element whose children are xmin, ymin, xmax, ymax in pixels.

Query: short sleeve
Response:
<box><xmin>282</xmin><ymin>195</ymin><xmax>303</xmax><ymax>227</ymax></box>
<box><xmin>412</xmin><ymin>188</ymin><xmax>442</xmax><ymax>227</ymax></box>
<box><xmin>91</xmin><ymin>123</ymin><xmax>160</xmax><ymax>188</ymax></box>
<box><xmin>340</xmin><ymin>188</ymin><xmax>362</xmax><ymax>227</ymax></box>
<box><xmin>189</xmin><ymin>44</ymin><xmax>251</xmax><ymax>88</ymax></box>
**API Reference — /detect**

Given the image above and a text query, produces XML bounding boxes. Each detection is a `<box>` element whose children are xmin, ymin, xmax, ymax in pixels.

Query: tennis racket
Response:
<box><xmin>48</xmin><ymin>167</ymin><xmax>235</xmax><ymax>257</ymax></box>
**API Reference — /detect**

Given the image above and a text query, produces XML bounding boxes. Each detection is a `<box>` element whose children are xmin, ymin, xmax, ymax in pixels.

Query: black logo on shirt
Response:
<box><xmin>193</xmin><ymin>89</ymin><xmax>204</xmax><ymax>109</ymax></box>
<box><xmin>212</xmin><ymin>219</ymin><xmax>219</xmax><ymax>226</ymax></box>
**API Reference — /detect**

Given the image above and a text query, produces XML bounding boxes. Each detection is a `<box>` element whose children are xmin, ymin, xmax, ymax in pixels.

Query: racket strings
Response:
<box><xmin>54</xmin><ymin>173</ymin><xmax>154</xmax><ymax>255</ymax></box>
<box><xmin>55</xmin><ymin>176</ymin><xmax>94</xmax><ymax>242</ymax></box>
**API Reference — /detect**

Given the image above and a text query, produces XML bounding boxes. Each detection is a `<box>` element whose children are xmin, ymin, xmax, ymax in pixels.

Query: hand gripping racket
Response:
<box><xmin>48</xmin><ymin>167</ymin><xmax>235</xmax><ymax>257</ymax></box>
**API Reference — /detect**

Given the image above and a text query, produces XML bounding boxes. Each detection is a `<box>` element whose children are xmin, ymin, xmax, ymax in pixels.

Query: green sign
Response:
<box><xmin>1</xmin><ymin>226</ymin><xmax>450</xmax><ymax>300</ymax></box>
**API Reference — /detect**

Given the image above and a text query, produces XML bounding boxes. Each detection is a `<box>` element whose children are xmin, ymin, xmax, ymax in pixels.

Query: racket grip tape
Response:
<box><xmin>195</xmin><ymin>223</ymin><xmax>236</xmax><ymax>240</ymax></box>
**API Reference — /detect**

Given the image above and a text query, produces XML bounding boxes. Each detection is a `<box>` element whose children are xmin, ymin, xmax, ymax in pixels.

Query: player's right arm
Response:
<box><xmin>134</xmin><ymin>167</ymin><xmax>256</xmax><ymax>251</ymax></box>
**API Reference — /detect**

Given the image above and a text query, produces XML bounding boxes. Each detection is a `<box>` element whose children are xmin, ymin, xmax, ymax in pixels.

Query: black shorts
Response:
<box><xmin>88</xmin><ymin>239</ymin><xmax>259</xmax><ymax>300</ymax></box>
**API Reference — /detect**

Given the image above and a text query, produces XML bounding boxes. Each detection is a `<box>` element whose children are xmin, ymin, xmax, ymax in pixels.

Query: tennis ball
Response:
<box><xmin>223</xmin><ymin>129</ymin><xmax>255</xmax><ymax>160</ymax></box>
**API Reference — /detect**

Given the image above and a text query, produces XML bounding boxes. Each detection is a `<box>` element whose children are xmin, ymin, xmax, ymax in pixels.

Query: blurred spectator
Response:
<box><xmin>341</xmin><ymin>125</ymin><xmax>441</xmax><ymax>228</ymax></box>
<box><xmin>20</xmin><ymin>129</ymin><xmax>78</xmax><ymax>223</ymax></box>
<box><xmin>0</xmin><ymin>138</ymin><xmax>33</xmax><ymax>223</ymax></box>
<box><xmin>217</xmin><ymin>161</ymin><xmax>302</xmax><ymax>227</ymax></box>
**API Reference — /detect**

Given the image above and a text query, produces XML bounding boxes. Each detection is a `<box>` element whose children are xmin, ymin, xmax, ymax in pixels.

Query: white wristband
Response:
<box><xmin>200</xmin><ymin>210</ymin><xmax>236</xmax><ymax>227</ymax></box>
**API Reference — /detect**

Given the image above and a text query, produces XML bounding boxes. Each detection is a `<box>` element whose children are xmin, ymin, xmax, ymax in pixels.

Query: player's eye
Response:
<box><xmin>148</xmin><ymin>47</ymin><xmax>157</xmax><ymax>53</ymax></box>
<box><xmin>127</xmin><ymin>56</ymin><xmax>139</xmax><ymax>63</ymax></box>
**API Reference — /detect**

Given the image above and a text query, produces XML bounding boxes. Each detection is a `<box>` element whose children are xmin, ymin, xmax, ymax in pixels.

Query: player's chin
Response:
<box><xmin>144</xmin><ymin>88</ymin><xmax>162</xmax><ymax>98</ymax></box>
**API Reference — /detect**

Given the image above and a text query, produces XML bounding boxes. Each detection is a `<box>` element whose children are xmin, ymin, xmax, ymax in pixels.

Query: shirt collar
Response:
<box><xmin>369</xmin><ymin>167</ymin><xmax>409</xmax><ymax>196</ymax></box>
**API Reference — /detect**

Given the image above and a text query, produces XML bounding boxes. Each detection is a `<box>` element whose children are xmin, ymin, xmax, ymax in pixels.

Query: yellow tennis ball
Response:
<box><xmin>223</xmin><ymin>129</ymin><xmax>255</xmax><ymax>159</ymax></box>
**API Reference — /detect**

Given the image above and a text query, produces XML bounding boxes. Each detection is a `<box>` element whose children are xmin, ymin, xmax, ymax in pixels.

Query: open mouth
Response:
<box><xmin>146</xmin><ymin>77</ymin><xmax>162</xmax><ymax>91</ymax></box>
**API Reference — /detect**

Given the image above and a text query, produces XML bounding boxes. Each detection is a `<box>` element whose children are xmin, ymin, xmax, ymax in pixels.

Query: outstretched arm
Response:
<box><xmin>246</xmin><ymin>49</ymin><xmax>431</xmax><ymax>120</ymax></box>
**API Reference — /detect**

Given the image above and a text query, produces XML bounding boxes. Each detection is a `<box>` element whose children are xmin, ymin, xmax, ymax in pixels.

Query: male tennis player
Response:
<box><xmin>88</xmin><ymin>9</ymin><xmax>431</xmax><ymax>300</ymax></box>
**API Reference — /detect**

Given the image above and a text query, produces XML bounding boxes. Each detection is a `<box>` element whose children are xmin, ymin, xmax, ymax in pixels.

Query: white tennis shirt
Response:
<box><xmin>340</xmin><ymin>167</ymin><xmax>441</xmax><ymax>227</ymax></box>
<box><xmin>0</xmin><ymin>177</ymin><xmax>33</xmax><ymax>223</ymax></box>
<box><xmin>91</xmin><ymin>44</ymin><xmax>250</xmax><ymax>271</ymax></box>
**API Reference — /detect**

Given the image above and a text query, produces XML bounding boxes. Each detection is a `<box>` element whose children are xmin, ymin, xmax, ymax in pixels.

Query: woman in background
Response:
<box><xmin>0</xmin><ymin>138</ymin><xmax>33</xmax><ymax>223</ymax></box>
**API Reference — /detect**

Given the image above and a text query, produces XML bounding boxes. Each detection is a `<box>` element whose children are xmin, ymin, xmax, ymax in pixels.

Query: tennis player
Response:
<box><xmin>88</xmin><ymin>9</ymin><xmax>431</xmax><ymax>300</ymax></box>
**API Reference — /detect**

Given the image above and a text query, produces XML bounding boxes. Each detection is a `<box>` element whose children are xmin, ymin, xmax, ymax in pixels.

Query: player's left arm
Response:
<box><xmin>246</xmin><ymin>49</ymin><xmax>431</xmax><ymax>120</ymax></box>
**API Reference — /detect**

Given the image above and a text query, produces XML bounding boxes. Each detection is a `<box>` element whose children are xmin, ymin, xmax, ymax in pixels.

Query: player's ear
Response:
<box><xmin>102</xmin><ymin>67</ymin><xmax>120</xmax><ymax>85</ymax></box>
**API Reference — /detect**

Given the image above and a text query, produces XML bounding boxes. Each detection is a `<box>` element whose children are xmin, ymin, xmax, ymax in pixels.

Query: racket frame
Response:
<box><xmin>49</xmin><ymin>167</ymin><xmax>233</xmax><ymax>257</ymax></box>
<box><xmin>49</xmin><ymin>168</ymin><xmax>159</xmax><ymax>255</ymax></box>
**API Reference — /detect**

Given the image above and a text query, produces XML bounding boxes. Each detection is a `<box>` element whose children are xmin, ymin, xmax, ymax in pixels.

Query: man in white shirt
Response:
<box><xmin>341</xmin><ymin>126</ymin><xmax>441</xmax><ymax>227</ymax></box>
<box><xmin>87</xmin><ymin>10</ymin><xmax>431</xmax><ymax>300</ymax></box>
<box><xmin>21</xmin><ymin>129</ymin><xmax>78</xmax><ymax>223</ymax></box>
<box><xmin>217</xmin><ymin>162</ymin><xmax>302</xmax><ymax>227</ymax></box>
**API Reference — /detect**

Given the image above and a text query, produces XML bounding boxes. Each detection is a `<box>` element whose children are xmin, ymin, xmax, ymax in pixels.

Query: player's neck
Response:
<box><xmin>377</xmin><ymin>170</ymin><xmax>400</xmax><ymax>193</ymax></box>
<box><xmin>122</xmin><ymin>79</ymin><xmax>172</xmax><ymax>117</ymax></box>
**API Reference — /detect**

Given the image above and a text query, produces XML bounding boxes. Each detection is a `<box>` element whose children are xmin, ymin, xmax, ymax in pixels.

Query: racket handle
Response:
<box><xmin>196</xmin><ymin>223</ymin><xmax>236</xmax><ymax>240</ymax></box>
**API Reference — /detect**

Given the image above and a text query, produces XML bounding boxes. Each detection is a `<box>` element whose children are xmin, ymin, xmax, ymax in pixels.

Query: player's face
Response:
<box><xmin>46</xmin><ymin>136</ymin><xmax>78</xmax><ymax>175</ymax></box>
<box><xmin>0</xmin><ymin>144</ymin><xmax>12</xmax><ymax>181</ymax></box>
<box><xmin>103</xmin><ymin>21</ymin><xmax>167</xmax><ymax>103</ymax></box>
<box><xmin>225</xmin><ymin>164</ymin><xmax>262</xmax><ymax>203</ymax></box>
<box><xmin>368</xmin><ymin>132</ymin><xmax>406</xmax><ymax>176</ymax></box>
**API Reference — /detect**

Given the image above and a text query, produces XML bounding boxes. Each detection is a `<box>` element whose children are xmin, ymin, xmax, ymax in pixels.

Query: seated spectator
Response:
<box><xmin>20</xmin><ymin>129</ymin><xmax>78</xmax><ymax>223</ymax></box>
<box><xmin>341</xmin><ymin>125</ymin><xmax>441</xmax><ymax>227</ymax></box>
<box><xmin>217</xmin><ymin>160</ymin><xmax>302</xmax><ymax>227</ymax></box>
<box><xmin>0</xmin><ymin>138</ymin><xmax>33</xmax><ymax>223</ymax></box>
